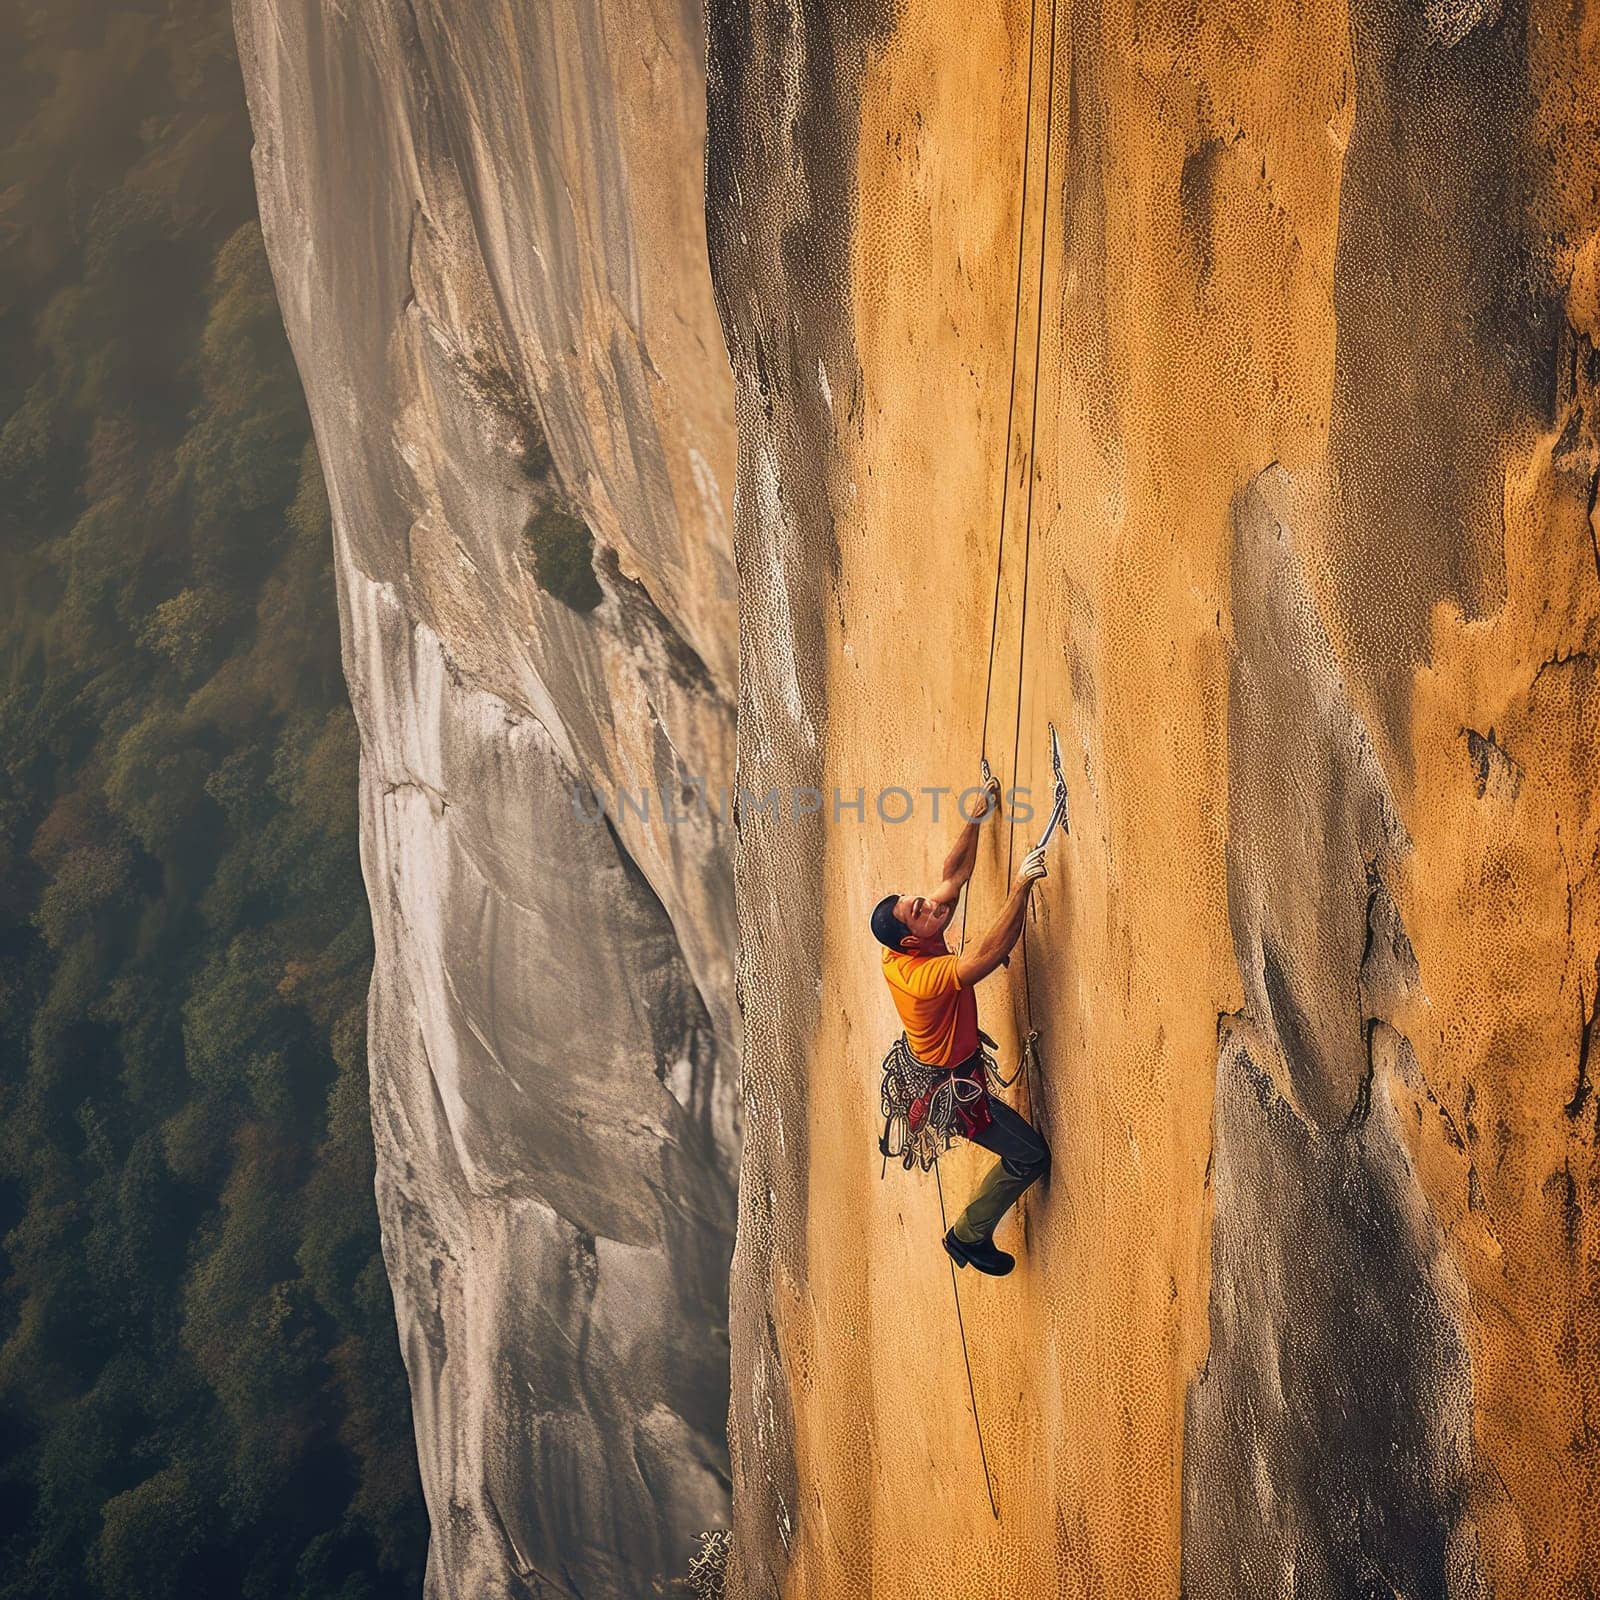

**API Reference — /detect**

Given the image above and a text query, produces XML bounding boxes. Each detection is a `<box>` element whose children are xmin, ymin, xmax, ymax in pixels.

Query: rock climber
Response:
<box><xmin>871</xmin><ymin>775</ymin><xmax>1050</xmax><ymax>1276</ymax></box>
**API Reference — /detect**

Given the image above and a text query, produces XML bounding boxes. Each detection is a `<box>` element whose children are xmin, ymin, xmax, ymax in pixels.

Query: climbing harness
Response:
<box><xmin>877</xmin><ymin>1030</ymin><xmax>1018</xmax><ymax>1172</ymax></box>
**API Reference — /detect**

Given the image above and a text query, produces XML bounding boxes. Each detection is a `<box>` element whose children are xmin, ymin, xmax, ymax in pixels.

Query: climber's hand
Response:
<box><xmin>1014</xmin><ymin>845</ymin><xmax>1048</xmax><ymax>893</ymax></box>
<box><xmin>979</xmin><ymin>774</ymin><xmax>1002</xmax><ymax>819</ymax></box>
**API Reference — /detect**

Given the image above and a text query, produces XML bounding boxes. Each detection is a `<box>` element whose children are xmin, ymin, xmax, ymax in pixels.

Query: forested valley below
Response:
<box><xmin>0</xmin><ymin>4</ymin><xmax>427</xmax><ymax>1595</ymax></box>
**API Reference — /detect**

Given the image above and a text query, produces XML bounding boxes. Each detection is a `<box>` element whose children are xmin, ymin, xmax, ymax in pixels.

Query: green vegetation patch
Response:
<box><xmin>466</xmin><ymin>353</ymin><xmax>551</xmax><ymax>481</ymax></box>
<box><xmin>524</xmin><ymin>504</ymin><xmax>604</xmax><ymax>612</ymax></box>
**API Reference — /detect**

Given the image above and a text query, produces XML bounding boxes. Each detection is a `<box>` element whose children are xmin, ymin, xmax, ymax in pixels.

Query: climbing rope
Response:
<box><xmin>999</xmin><ymin>0</ymin><xmax>1062</xmax><ymax>1088</ymax></box>
<box><xmin>958</xmin><ymin>0</ymin><xmax>1059</xmax><ymax>1122</ymax></box>
<box><xmin>975</xmin><ymin>0</ymin><xmax>1042</xmax><ymax>781</ymax></box>
<box><xmin>961</xmin><ymin>0</ymin><xmax>1059</xmax><ymax>974</ymax></box>
<box><xmin>934</xmin><ymin>1156</ymin><xmax>999</xmax><ymax>1520</ymax></box>
<box><xmin>1005</xmin><ymin>36</ymin><xmax>1057</xmax><ymax>896</ymax></box>
<box><xmin>935</xmin><ymin>0</ymin><xmax>1059</xmax><ymax>1528</ymax></box>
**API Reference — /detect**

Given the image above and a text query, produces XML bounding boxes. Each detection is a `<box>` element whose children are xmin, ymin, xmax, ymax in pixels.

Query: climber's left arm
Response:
<box><xmin>932</xmin><ymin>775</ymin><xmax>1002</xmax><ymax>905</ymax></box>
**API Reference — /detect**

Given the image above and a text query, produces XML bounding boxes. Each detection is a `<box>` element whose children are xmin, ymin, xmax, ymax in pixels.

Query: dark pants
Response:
<box><xmin>950</xmin><ymin>1095</ymin><xmax>1051</xmax><ymax>1244</ymax></box>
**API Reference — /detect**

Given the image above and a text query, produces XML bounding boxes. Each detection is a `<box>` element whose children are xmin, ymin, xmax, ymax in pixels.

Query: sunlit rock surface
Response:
<box><xmin>706</xmin><ymin>1</ymin><xmax>1600</xmax><ymax>1594</ymax></box>
<box><xmin>234</xmin><ymin>2</ymin><xmax>739</xmax><ymax>1594</ymax></box>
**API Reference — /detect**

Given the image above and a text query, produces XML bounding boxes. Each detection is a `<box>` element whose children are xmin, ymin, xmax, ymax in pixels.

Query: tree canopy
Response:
<box><xmin>0</xmin><ymin>3</ymin><xmax>426</xmax><ymax>1595</ymax></box>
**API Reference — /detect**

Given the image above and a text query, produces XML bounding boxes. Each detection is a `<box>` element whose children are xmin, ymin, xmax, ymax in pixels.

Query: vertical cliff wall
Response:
<box><xmin>707</xmin><ymin>0</ymin><xmax>1600</xmax><ymax>1594</ymax></box>
<box><xmin>233</xmin><ymin>3</ymin><xmax>739</xmax><ymax>1595</ymax></box>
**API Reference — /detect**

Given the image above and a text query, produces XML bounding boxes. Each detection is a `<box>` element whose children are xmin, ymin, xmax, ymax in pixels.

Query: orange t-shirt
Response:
<box><xmin>881</xmin><ymin>946</ymin><xmax>978</xmax><ymax>1066</ymax></box>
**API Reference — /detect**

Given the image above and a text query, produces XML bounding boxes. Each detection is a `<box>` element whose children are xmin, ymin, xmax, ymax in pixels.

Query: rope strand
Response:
<box><xmin>1005</xmin><ymin>0</ymin><xmax>1058</xmax><ymax>904</ymax></box>
<box><xmin>934</xmin><ymin>0</ymin><xmax>1059</xmax><ymax>1527</ymax></box>
<box><xmin>1001</xmin><ymin>0</ymin><xmax>1058</xmax><ymax>1139</ymax></box>
<box><xmin>962</xmin><ymin>0</ymin><xmax>1041</xmax><ymax>959</ymax></box>
<box><xmin>934</xmin><ymin>1158</ymin><xmax>1000</xmax><ymax>1520</ymax></box>
<box><xmin>977</xmin><ymin>0</ymin><xmax>1040</xmax><ymax>767</ymax></box>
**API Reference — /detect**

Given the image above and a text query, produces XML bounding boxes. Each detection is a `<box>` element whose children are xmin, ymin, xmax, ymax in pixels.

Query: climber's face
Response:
<box><xmin>895</xmin><ymin>892</ymin><xmax>952</xmax><ymax>949</ymax></box>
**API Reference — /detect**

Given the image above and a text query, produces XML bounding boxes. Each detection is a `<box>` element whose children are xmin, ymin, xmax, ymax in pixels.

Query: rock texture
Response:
<box><xmin>233</xmin><ymin>2</ymin><xmax>739</xmax><ymax>1595</ymax></box>
<box><xmin>706</xmin><ymin>0</ymin><xmax>1600</xmax><ymax>1595</ymax></box>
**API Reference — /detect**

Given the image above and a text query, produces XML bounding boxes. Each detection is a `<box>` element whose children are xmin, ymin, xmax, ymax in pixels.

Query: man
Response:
<box><xmin>871</xmin><ymin>777</ymin><xmax>1051</xmax><ymax>1276</ymax></box>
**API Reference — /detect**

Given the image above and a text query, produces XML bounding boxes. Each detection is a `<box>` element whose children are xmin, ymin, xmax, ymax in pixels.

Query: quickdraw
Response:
<box><xmin>1035</xmin><ymin>721</ymin><xmax>1069</xmax><ymax>849</ymax></box>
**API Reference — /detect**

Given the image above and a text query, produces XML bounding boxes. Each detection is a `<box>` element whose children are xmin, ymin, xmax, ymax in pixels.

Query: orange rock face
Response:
<box><xmin>706</xmin><ymin>0</ymin><xmax>1600</xmax><ymax>1592</ymax></box>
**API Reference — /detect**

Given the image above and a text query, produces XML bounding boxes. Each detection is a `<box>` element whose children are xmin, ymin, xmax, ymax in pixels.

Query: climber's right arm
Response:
<box><xmin>955</xmin><ymin>846</ymin><xmax>1048</xmax><ymax>987</ymax></box>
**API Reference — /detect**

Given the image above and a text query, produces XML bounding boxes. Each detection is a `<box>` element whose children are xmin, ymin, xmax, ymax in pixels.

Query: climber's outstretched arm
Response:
<box><xmin>933</xmin><ymin>776</ymin><xmax>1002</xmax><ymax>904</ymax></box>
<box><xmin>955</xmin><ymin>846</ymin><xmax>1048</xmax><ymax>986</ymax></box>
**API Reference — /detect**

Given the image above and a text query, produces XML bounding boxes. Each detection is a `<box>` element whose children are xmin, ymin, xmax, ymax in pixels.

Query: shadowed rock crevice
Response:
<box><xmin>1183</xmin><ymin>1023</ymin><xmax>1484</xmax><ymax>1600</ymax></box>
<box><xmin>1183</xmin><ymin>465</ymin><xmax>1482</xmax><ymax>1594</ymax></box>
<box><xmin>1330</xmin><ymin>0</ymin><xmax>1560</xmax><ymax>749</ymax></box>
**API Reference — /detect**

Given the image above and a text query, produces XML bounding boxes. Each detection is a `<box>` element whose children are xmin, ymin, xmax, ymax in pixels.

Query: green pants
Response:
<box><xmin>951</xmin><ymin>1095</ymin><xmax>1052</xmax><ymax>1244</ymax></box>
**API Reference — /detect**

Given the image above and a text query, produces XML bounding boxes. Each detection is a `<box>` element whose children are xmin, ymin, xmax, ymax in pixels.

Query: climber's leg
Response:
<box><xmin>950</xmin><ymin>1097</ymin><xmax>1050</xmax><ymax>1245</ymax></box>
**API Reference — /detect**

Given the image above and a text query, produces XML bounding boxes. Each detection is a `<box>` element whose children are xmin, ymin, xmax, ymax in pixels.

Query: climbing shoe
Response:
<box><xmin>942</xmin><ymin>1229</ymin><xmax>1015</xmax><ymax>1276</ymax></box>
